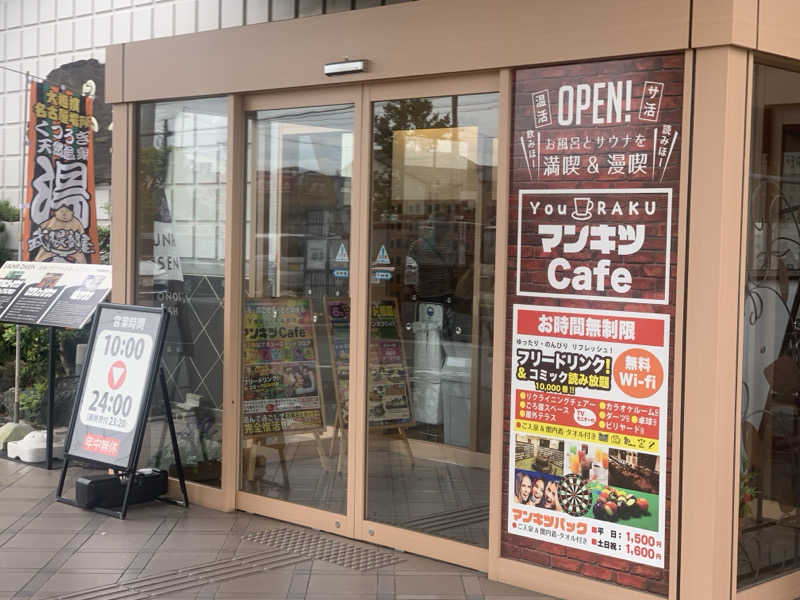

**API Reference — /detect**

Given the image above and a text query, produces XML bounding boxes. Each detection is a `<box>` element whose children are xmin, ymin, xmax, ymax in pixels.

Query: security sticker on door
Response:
<box><xmin>79</xmin><ymin>329</ymin><xmax>154</xmax><ymax>433</ymax></box>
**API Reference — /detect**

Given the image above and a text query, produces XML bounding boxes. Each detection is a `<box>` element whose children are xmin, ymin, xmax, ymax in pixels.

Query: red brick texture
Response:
<box><xmin>501</xmin><ymin>53</ymin><xmax>684</xmax><ymax>596</ymax></box>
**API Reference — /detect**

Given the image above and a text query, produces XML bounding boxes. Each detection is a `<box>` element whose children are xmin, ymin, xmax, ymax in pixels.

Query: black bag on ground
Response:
<box><xmin>75</xmin><ymin>469</ymin><xmax>167</xmax><ymax>508</ymax></box>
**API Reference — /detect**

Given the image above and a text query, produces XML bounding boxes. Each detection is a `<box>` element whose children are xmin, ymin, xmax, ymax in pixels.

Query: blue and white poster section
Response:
<box><xmin>56</xmin><ymin>303</ymin><xmax>189</xmax><ymax>519</ymax></box>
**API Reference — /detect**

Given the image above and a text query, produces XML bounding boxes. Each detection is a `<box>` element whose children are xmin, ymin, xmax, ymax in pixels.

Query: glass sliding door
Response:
<box><xmin>366</xmin><ymin>93</ymin><xmax>499</xmax><ymax>546</ymax></box>
<box><xmin>135</xmin><ymin>97</ymin><xmax>227</xmax><ymax>488</ymax></box>
<box><xmin>241</xmin><ymin>104</ymin><xmax>354</xmax><ymax>514</ymax></box>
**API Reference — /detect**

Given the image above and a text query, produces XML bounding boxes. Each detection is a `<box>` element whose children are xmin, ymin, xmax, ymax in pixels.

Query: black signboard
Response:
<box><xmin>57</xmin><ymin>303</ymin><xmax>187</xmax><ymax>518</ymax></box>
<box><xmin>0</xmin><ymin>261</ymin><xmax>111</xmax><ymax>328</ymax></box>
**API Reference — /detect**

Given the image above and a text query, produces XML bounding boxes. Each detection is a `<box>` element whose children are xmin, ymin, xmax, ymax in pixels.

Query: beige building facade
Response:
<box><xmin>104</xmin><ymin>1</ymin><xmax>800</xmax><ymax>598</ymax></box>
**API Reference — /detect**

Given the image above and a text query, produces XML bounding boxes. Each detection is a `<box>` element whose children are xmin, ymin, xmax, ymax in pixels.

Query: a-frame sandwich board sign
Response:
<box><xmin>56</xmin><ymin>303</ymin><xmax>188</xmax><ymax>519</ymax></box>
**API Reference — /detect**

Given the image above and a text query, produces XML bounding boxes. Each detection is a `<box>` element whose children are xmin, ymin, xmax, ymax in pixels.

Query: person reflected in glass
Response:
<box><xmin>404</xmin><ymin>212</ymin><xmax>462</xmax><ymax>309</ymax></box>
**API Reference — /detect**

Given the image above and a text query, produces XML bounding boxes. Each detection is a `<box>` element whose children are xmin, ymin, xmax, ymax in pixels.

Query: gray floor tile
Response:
<box><xmin>0</xmin><ymin>569</ymin><xmax>36</xmax><ymax>592</ymax></box>
<box><xmin>378</xmin><ymin>573</ymin><xmax>394</xmax><ymax>595</ymax></box>
<box><xmin>40</xmin><ymin>502</ymin><xmax>88</xmax><ymax>515</ymax></box>
<box><xmin>394</xmin><ymin>553</ymin><xmax>473</xmax><ymax>575</ymax></box>
<box><xmin>171</xmin><ymin>517</ymin><xmax>236</xmax><ymax>532</ymax></box>
<box><xmin>94</xmin><ymin>518</ymin><xmax>164</xmax><ymax>535</ymax></box>
<box><xmin>0</xmin><ymin>456</ymin><xmax>558</xmax><ymax>600</ymax></box>
<box><xmin>0</xmin><ymin>515</ymin><xmax>19</xmax><ymax>531</ymax></box>
<box><xmin>37</xmin><ymin>571</ymin><xmax>123</xmax><ymax>593</ymax></box>
<box><xmin>0</xmin><ymin>487</ymin><xmax>52</xmax><ymax>501</ymax></box>
<box><xmin>1</xmin><ymin>532</ymin><xmax>73</xmax><ymax>551</ymax></box>
<box><xmin>140</xmin><ymin>552</ymin><xmax>220</xmax><ymax>575</ymax></box>
<box><xmin>215</xmin><ymin>571</ymin><xmax>293</xmax><ymax>595</ymax></box>
<box><xmin>480</xmin><ymin>577</ymin><xmax>538</xmax><ymax>596</ymax></box>
<box><xmin>79</xmin><ymin>532</ymin><xmax>153</xmax><ymax>551</ymax></box>
<box><xmin>160</xmin><ymin>532</ymin><xmax>228</xmax><ymax>551</ymax></box>
<box><xmin>0</xmin><ymin>549</ymin><xmax>56</xmax><ymax>570</ymax></box>
<box><xmin>396</xmin><ymin>574</ymin><xmax>467</xmax><ymax>599</ymax></box>
<box><xmin>21</xmin><ymin>515</ymin><xmax>93</xmax><ymax>532</ymax></box>
<box><xmin>60</xmin><ymin>551</ymin><xmax>138</xmax><ymax>572</ymax></box>
<box><xmin>306</xmin><ymin>573</ymin><xmax>378</xmax><ymax>596</ymax></box>
<box><xmin>0</xmin><ymin>501</ymin><xmax>36</xmax><ymax>516</ymax></box>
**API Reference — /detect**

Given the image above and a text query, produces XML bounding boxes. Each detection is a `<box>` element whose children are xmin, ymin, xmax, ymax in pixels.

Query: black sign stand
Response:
<box><xmin>55</xmin><ymin>305</ymin><xmax>189</xmax><ymax>519</ymax></box>
<box><xmin>46</xmin><ymin>326</ymin><xmax>56</xmax><ymax>469</ymax></box>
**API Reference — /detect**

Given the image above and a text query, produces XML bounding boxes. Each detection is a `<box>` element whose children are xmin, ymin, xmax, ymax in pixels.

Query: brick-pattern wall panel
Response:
<box><xmin>501</xmin><ymin>53</ymin><xmax>684</xmax><ymax>596</ymax></box>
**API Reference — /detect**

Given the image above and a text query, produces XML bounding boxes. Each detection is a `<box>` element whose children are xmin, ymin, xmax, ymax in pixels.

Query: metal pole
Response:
<box><xmin>46</xmin><ymin>326</ymin><xmax>56</xmax><ymax>469</ymax></box>
<box><xmin>13</xmin><ymin>72</ymin><xmax>31</xmax><ymax>424</ymax></box>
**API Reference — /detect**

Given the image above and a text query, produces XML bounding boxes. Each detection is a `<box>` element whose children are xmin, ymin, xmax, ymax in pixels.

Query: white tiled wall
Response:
<box><xmin>0</xmin><ymin>0</ymin><xmax>254</xmax><ymax>231</ymax></box>
<box><xmin>0</xmin><ymin>0</ymin><xmax>409</xmax><ymax>251</ymax></box>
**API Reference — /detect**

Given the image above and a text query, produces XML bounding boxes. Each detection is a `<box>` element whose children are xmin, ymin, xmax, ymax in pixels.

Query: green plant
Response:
<box><xmin>739</xmin><ymin>467</ymin><xmax>761</xmax><ymax>518</ymax></box>
<box><xmin>0</xmin><ymin>199</ymin><xmax>20</xmax><ymax>222</ymax></box>
<box><xmin>18</xmin><ymin>381</ymin><xmax>46</xmax><ymax>419</ymax></box>
<box><xmin>0</xmin><ymin>325</ymin><xmax>54</xmax><ymax>386</ymax></box>
<box><xmin>97</xmin><ymin>225</ymin><xmax>110</xmax><ymax>265</ymax></box>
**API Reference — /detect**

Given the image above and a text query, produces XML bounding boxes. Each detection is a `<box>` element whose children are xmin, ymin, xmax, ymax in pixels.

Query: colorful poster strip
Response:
<box><xmin>24</xmin><ymin>81</ymin><xmax>99</xmax><ymax>264</ymax></box>
<box><xmin>508</xmin><ymin>304</ymin><xmax>668</xmax><ymax>567</ymax></box>
<box><xmin>325</xmin><ymin>297</ymin><xmax>414</xmax><ymax>429</ymax></box>
<box><xmin>242</xmin><ymin>297</ymin><xmax>324</xmax><ymax>437</ymax></box>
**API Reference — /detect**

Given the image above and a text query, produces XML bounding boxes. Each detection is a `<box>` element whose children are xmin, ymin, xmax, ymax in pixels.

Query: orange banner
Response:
<box><xmin>23</xmin><ymin>81</ymin><xmax>98</xmax><ymax>264</ymax></box>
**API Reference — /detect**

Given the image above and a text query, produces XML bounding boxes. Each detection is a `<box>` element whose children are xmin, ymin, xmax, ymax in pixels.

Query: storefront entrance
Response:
<box><xmin>234</xmin><ymin>75</ymin><xmax>499</xmax><ymax>569</ymax></box>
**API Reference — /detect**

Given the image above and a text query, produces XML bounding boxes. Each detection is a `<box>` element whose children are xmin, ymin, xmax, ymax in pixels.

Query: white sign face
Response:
<box><xmin>507</xmin><ymin>305</ymin><xmax>669</xmax><ymax>568</ymax></box>
<box><xmin>79</xmin><ymin>330</ymin><xmax>154</xmax><ymax>434</ymax></box>
<box><xmin>67</xmin><ymin>306</ymin><xmax>165</xmax><ymax>468</ymax></box>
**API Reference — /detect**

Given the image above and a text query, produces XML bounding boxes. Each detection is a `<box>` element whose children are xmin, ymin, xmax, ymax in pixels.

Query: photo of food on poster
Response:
<box><xmin>507</xmin><ymin>304</ymin><xmax>668</xmax><ymax>567</ymax></box>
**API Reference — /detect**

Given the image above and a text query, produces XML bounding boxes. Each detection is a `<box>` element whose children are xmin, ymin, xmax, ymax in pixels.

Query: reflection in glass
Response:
<box><xmin>298</xmin><ymin>0</ymin><xmax>323</xmax><ymax>17</ymax></box>
<box><xmin>271</xmin><ymin>0</ymin><xmax>295</xmax><ymax>20</ymax></box>
<box><xmin>241</xmin><ymin>104</ymin><xmax>354</xmax><ymax>514</ymax></box>
<box><xmin>366</xmin><ymin>93</ymin><xmax>498</xmax><ymax>547</ymax></box>
<box><xmin>135</xmin><ymin>98</ymin><xmax>227</xmax><ymax>487</ymax></box>
<box><xmin>740</xmin><ymin>64</ymin><xmax>800</xmax><ymax>587</ymax></box>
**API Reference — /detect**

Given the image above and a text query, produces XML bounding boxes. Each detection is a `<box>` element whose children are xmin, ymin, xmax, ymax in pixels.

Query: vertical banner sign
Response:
<box><xmin>504</xmin><ymin>54</ymin><xmax>683</xmax><ymax>590</ymax></box>
<box><xmin>23</xmin><ymin>81</ymin><xmax>98</xmax><ymax>264</ymax></box>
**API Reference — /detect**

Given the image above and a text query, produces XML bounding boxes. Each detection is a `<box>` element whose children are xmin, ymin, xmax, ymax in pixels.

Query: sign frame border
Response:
<box><xmin>516</xmin><ymin>187</ymin><xmax>673</xmax><ymax>305</ymax></box>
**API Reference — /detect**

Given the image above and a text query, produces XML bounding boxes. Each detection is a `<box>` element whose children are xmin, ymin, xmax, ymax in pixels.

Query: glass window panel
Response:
<box><xmin>271</xmin><ymin>0</ymin><xmax>295</xmax><ymax>21</ymax></box>
<box><xmin>195</xmin><ymin>185</ymin><xmax>217</xmax><ymax>221</ymax></box>
<box><xmin>366</xmin><ymin>93</ymin><xmax>498</xmax><ymax>547</ymax></box>
<box><xmin>298</xmin><ymin>0</ymin><xmax>323</xmax><ymax>17</ymax></box>
<box><xmin>325</xmin><ymin>0</ymin><xmax>351</xmax><ymax>12</ymax></box>
<box><xmin>740</xmin><ymin>63</ymin><xmax>800</xmax><ymax>587</ymax></box>
<box><xmin>172</xmin><ymin>187</ymin><xmax>194</xmax><ymax>221</ymax></box>
<box><xmin>135</xmin><ymin>97</ymin><xmax>227</xmax><ymax>488</ymax></box>
<box><xmin>241</xmin><ymin>104</ymin><xmax>355</xmax><ymax>514</ymax></box>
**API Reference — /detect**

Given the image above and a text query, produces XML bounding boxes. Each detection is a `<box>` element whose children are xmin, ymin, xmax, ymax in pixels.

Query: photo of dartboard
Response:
<box><xmin>558</xmin><ymin>473</ymin><xmax>592</xmax><ymax>517</ymax></box>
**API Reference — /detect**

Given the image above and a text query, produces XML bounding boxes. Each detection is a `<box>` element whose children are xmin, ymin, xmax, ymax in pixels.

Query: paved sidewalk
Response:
<box><xmin>0</xmin><ymin>459</ymin><xmax>555</xmax><ymax>600</ymax></box>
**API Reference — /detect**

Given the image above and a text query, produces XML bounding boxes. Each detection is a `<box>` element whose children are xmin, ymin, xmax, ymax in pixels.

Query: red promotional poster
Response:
<box><xmin>504</xmin><ymin>54</ymin><xmax>683</xmax><ymax>591</ymax></box>
<box><xmin>23</xmin><ymin>81</ymin><xmax>99</xmax><ymax>264</ymax></box>
<box><xmin>509</xmin><ymin>305</ymin><xmax>668</xmax><ymax>567</ymax></box>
